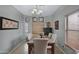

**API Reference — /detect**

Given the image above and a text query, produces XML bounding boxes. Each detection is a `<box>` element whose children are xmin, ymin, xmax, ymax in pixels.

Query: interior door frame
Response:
<box><xmin>65</xmin><ymin>16</ymin><xmax>68</xmax><ymax>45</ymax></box>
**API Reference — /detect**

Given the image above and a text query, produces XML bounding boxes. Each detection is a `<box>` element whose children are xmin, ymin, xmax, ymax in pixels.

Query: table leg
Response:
<box><xmin>28</xmin><ymin>45</ymin><xmax>32</xmax><ymax>54</ymax></box>
<box><xmin>51</xmin><ymin>44</ymin><xmax>54</xmax><ymax>54</ymax></box>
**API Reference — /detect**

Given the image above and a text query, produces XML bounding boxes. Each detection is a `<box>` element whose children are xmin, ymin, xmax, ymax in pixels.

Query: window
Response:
<box><xmin>65</xmin><ymin>11</ymin><xmax>79</xmax><ymax>52</ymax></box>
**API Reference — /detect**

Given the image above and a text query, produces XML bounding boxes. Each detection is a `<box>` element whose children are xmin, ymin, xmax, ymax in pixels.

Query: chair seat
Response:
<box><xmin>47</xmin><ymin>46</ymin><xmax>52</xmax><ymax>50</ymax></box>
<box><xmin>47</xmin><ymin>46</ymin><xmax>52</xmax><ymax>54</ymax></box>
<box><xmin>47</xmin><ymin>46</ymin><xmax>52</xmax><ymax>48</ymax></box>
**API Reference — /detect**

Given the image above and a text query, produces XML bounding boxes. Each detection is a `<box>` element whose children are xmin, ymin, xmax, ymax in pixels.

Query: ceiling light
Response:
<box><xmin>32</xmin><ymin>11</ymin><xmax>34</xmax><ymax>14</ymax></box>
<box><xmin>33</xmin><ymin>8</ymin><xmax>37</xmax><ymax>12</ymax></box>
<box><xmin>32</xmin><ymin>5</ymin><xmax>43</xmax><ymax>15</ymax></box>
<box><xmin>39</xmin><ymin>10</ymin><xmax>43</xmax><ymax>13</ymax></box>
<box><xmin>37</xmin><ymin>10</ymin><xmax>43</xmax><ymax>14</ymax></box>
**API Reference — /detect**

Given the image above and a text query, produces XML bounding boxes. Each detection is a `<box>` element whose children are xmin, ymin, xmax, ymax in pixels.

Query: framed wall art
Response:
<box><xmin>32</xmin><ymin>17</ymin><xmax>37</xmax><ymax>22</ymax></box>
<box><xmin>39</xmin><ymin>17</ymin><xmax>44</xmax><ymax>22</ymax></box>
<box><xmin>0</xmin><ymin>17</ymin><xmax>19</xmax><ymax>30</ymax></box>
<box><xmin>55</xmin><ymin>20</ymin><xmax>59</xmax><ymax>30</ymax></box>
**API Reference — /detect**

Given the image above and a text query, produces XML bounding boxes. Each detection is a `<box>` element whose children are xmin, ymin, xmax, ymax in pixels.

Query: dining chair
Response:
<box><xmin>27</xmin><ymin>33</ymin><xmax>32</xmax><ymax>40</ymax></box>
<box><xmin>47</xmin><ymin>34</ymin><xmax>56</xmax><ymax>53</ymax></box>
<box><xmin>33</xmin><ymin>38</ymin><xmax>48</xmax><ymax>54</ymax></box>
<box><xmin>24</xmin><ymin>43</ymin><xmax>28</xmax><ymax>54</ymax></box>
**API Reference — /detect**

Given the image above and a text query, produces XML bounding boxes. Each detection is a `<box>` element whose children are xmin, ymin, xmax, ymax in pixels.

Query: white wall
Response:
<box><xmin>0</xmin><ymin>5</ymin><xmax>26</xmax><ymax>53</ymax></box>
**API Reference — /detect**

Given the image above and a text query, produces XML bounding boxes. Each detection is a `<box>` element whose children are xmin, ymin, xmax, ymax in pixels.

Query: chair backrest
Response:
<box><xmin>33</xmin><ymin>38</ymin><xmax>48</xmax><ymax>54</ymax></box>
<box><xmin>52</xmin><ymin>34</ymin><xmax>57</xmax><ymax>43</ymax></box>
<box><xmin>48</xmin><ymin>33</ymin><xmax>52</xmax><ymax>39</ymax></box>
<box><xmin>27</xmin><ymin>33</ymin><xmax>32</xmax><ymax>40</ymax></box>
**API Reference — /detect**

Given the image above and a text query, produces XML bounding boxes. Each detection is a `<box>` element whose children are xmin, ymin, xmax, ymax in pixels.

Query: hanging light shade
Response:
<box><xmin>37</xmin><ymin>10</ymin><xmax>43</xmax><ymax>15</ymax></box>
<box><xmin>32</xmin><ymin>5</ymin><xmax>43</xmax><ymax>15</ymax></box>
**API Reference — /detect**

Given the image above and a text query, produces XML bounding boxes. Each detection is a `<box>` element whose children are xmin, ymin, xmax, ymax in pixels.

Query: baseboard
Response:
<box><xmin>0</xmin><ymin>51</ymin><xmax>9</xmax><ymax>54</ymax></box>
<box><xmin>65</xmin><ymin>43</ymin><xmax>77</xmax><ymax>53</ymax></box>
<box><xmin>55</xmin><ymin>44</ymin><xmax>65</xmax><ymax>54</ymax></box>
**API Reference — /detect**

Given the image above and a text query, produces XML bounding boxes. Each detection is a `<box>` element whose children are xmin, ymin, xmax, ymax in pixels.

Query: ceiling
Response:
<box><xmin>13</xmin><ymin>5</ymin><xmax>61</xmax><ymax>17</ymax></box>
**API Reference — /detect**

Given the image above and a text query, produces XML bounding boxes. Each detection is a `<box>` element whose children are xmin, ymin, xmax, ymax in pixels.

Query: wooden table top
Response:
<box><xmin>27</xmin><ymin>38</ymin><xmax>55</xmax><ymax>44</ymax></box>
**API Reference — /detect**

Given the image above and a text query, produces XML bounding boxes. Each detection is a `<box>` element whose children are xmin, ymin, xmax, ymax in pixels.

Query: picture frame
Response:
<box><xmin>32</xmin><ymin>17</ymin><xmax>37</xmax><ymax>22</ymax></box>
<box><xmin>39</xmin><ymin>17</ymin><xmax>44</xmax><ymax>22</ymax></box>
<box><xmin>55</xmin><ymin>20</ymin><xmax>59</xmax><ymax>30</ymax></box>
<box><xmin>0</xmin><ymin>17</ymin><xmax>19</xmax><ymax>30</ymax></box>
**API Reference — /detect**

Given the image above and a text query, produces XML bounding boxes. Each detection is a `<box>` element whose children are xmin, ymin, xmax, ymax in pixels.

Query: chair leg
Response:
<box><xmin>47</xmin><ymin>48</ymin><xmax>51</xmax><ymax>54</ymax></box>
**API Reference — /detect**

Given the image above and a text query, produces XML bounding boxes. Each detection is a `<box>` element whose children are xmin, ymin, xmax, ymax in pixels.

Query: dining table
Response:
<box><xmin>27</xmin><ymin>38</ymin><xmax>55</xmax><ymax>54</ymax></box>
